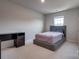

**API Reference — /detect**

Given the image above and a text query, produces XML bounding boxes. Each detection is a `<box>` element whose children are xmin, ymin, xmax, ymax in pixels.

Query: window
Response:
<box><xmin>54</xmin><ymin>16</ymin><xmax>64</xmax><ymax>26</ymax></box>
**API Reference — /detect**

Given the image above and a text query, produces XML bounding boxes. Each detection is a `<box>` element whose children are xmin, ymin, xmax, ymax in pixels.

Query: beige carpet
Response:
<box><xmin>1</xmin><ymin>41</ymin><xmax>79</xmax><ymax>59</ymax></box>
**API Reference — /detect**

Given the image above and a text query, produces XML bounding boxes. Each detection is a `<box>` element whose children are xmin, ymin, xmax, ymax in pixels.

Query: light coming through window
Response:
<box><xmin>54</xmin><ymin>16</ymin><xmax>64</xmax><ymax>26</ymax></box>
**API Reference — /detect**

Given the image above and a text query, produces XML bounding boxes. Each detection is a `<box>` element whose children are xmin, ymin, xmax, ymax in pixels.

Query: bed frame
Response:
<box><xmin>34</xmin><ymin>26</ymin><xmax>66</xmax><ymax>51</ymax></box>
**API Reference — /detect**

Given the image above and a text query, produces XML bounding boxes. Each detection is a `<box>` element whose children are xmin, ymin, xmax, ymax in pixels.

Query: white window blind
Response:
<box><xmin>54</xmin><ymin>16</ymin><xmax>64</xmax><ymax>26</ymax></box>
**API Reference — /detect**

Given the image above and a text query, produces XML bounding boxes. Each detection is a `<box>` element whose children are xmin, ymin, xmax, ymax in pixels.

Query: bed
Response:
<box><xmin>34</xmin><ymin>26</ymin><xmax>66</xmax><ymax>51</ymax></box>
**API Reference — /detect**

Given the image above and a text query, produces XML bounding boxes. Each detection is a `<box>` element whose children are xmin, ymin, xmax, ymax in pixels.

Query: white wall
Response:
<box><xmin>0</xmin><ymin>0</ymin><xmax>44</xmax><ymax>48</ymax></box>
<box><xmin>44</xmin><ymin>8</ymin><xmax>79</xmax><ymax>43</ymax></box>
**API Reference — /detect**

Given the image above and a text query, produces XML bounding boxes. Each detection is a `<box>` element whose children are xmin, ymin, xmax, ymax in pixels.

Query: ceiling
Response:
<box><xmin>10</xmin><ymin>0</ymin><xmax>79</xmax><ymax>14</ymax></box>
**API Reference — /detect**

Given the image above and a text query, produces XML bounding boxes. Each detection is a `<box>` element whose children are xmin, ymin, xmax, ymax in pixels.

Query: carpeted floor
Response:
<box><xmin>1</xmin><ymin>41</ymin><xmax>79</xmax><ymax>59</ymax></box>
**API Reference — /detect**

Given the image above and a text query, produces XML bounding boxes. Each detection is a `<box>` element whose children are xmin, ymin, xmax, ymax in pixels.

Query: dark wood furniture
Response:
<box><xmin>0</xmin><ymin>40</ymin><xmax>1</xmax><ymax>59</ymax></box>
<box><xmin>12</xmin><ymin>33</ymin><xmax>25</xmax><ymax>47</ymax></box>
<box><xmin>34</xmin><ymin>26</ymin><xmax>66</xmax><ymax>51</ymax></box>
<box><xmin>0</xmin><ymin>32</ymin><xmax>25</xmax><ymax>59</ymax></box>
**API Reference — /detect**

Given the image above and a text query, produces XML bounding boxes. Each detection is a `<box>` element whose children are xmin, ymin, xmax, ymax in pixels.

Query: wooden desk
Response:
<box><xmin>0</xmin><ymin>32</ymin><xmax>25</xmax><ymax>59</ymax></box>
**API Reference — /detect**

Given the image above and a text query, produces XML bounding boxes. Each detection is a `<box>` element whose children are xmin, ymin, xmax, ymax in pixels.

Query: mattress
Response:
<box><xmin>35</xmin><ymin>32</ymin><xmax>63</xmax><ymax>44</ymax></box>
